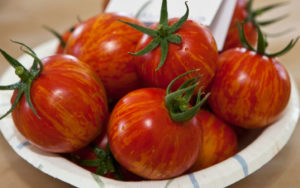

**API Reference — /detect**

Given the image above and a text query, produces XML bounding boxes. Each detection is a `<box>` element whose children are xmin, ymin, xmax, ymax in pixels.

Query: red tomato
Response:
<box><xmin>223</xmin><ymin>0</ymin><xmax>257</xmax><ymax>51</ymax></box>
<box><xmin>188</xmin><ymin>110</ymin><xmax>238</xmax><ymax>172</ymax></box>
<box><xmin>208</xmin><ymin>48</ymin><xmax>291</xmax><ymax>128</ymax></box>
<box><xmin>108</xmin><ymin>88</ymin><xmax>202</xmax><ymax>180</ymax></box>
<box><xmin>11</xmin><ymin>54</ymin><xmax>109</xmax><ymax>152</ymax></box>
<box><xmin>65</xmin><ymin>13</ymin><xmax>144</xmax><ymax>101</ymax></box>
<box><xmin>135</xmin><ymin>19</ymin><xmax>218</xmax><ymax>91</ymax></box>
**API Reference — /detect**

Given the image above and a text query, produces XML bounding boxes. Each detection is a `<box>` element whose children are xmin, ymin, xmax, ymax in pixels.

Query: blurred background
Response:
<box><xmin>0</xmin><ymin>0</ymin><xmax>299</xmax><ymax>187</ymax></box>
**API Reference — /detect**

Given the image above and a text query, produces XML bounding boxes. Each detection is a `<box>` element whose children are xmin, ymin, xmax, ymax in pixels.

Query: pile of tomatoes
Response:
<box><xmin>0</xmin><ymin>0</ymin><xmax>297</xmax><ymax>181</ymax></box>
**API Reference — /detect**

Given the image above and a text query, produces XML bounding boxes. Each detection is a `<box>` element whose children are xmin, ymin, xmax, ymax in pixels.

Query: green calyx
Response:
<box><xmin>165</xmin><ymin>70</ymin><xmax>209</xmax><ymax>122</ymax></box>
<box><xmin>0</xmin><ymin>41</ymin><xmax>43</xmax><ymax>119</ymax></box>
<box><xmin>71</xmin><ymin>144</ymin><xmax>124</xmax><ymax>180</ymax></box>
<box><xmin>238</xmin><ymin>22</ymin><xmax>299</xmax><ymax>57</ymax></box>
<box><xmin>245</xmin><ymin>0</ymin><xmax>288</xmax><ymax>27</ymax></box>
<box><xmin>118</xmin><ymin>0</ymin><xmax>189</xmax><ymax>71</ymax></box>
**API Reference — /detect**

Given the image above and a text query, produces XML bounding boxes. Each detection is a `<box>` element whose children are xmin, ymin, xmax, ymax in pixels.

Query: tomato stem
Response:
<box><xmin>245</xmin><ymin>0</ymin><xmax>288</xmax><ymax>27</ymax></box>
<box><xmin>43</xmin><ymin>25</ymin><xmax>66</xmax><ymax>48</ymax></box>
<box><xmin>71</xmin><ymin>144</ymin><xmax>124</xmax><ymax>180</ymax></box>
<box><xmin>165</xmin><ymin>70</ymin><xmax>209</xmax><ymax>122</ymax></box>
<box><xmin>118</xmin><ymin>0</ymin><xmax>189</xmax><ymax>71</ymax></box>
<box><xmin>0</xmin><ymin>41</ymin><xmax>43</xmax><ymax>119</ymax></box>
<box><xmin>238</xmin><ymin>22</ymin><xmax>299</xmax><ymax>57</ymax></box>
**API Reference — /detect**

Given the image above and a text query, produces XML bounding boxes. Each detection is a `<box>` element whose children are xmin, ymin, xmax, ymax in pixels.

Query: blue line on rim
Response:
<box><xmin>188</xmin><ymin>173</ymin><xmax>200</xmax><ymax>188</ymax></box>
<box><xmin>17</xmin><ymin>141</ymin><xmax>31</xmax><ymax>149</ymax></box>
<box><xmin>233</xmin><ymin>154</ymin><xmax>249</xmax><ymax>176</ymax></box>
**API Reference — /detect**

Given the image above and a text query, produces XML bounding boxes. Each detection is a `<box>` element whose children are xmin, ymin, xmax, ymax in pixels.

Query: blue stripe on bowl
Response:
<box><xmin>233</xmin><ymin>154</ymin><xmax>249</xmax><ymax>177</ymax></box>
<box><xmin>17</xmin><ymin>141</ymin><xmax>31</xmax><ymax>149</ymax></box>
<box><xmin>91</xmin><ymin>173</ymin><xmax>104</xmax><ymax>188</ymax></box>
<box><xmin>165</xmin><ymin>179</ymin><xmax>174</xmax><ymax>188</ymax></box>
<box><xmin>188</xmin><ymin>173</ymin><xmax>200</xmax><ymax>188</ymax></box>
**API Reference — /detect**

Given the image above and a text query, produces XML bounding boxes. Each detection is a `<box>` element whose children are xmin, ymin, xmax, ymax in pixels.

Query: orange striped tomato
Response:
<box><xmin>65</xmin><ymin>13</ymin><xmax>144</xmax><ymax>101</ymax></box>
<box><xmin>208</xmin><ymin>48</ymin><xmax>291</xmax><ymax>128</ymax></box>
<box><xmin>11</xmin><ymin>55</ymin><xmax>109</xmax><ymax>153</ymax></box>
<box><xmin>135</xmin><ymin>18</ymin><xmax>218</xmax><ymax>91</ymax></box>
<box><xmin>188</xmin><ymin>110</ymin><xmax>238</xmax><ymax>172</ymax></box>
<box><xmin>223</xmin><ymin>0</ymin><xmax>257</xmax><ymax>51</ymax></box>
<box><xmin>108</xmin><ymin>88</ymin><xmax>203</xmax><ymax>180</ymax></box>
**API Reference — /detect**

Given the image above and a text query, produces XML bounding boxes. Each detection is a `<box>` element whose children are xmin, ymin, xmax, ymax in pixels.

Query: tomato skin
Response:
<box><xmin>223</xmin><ymin>0</ymin><xmax>257</xmax><ymax>51</ymax></box>
<box><xmin>108</xmin><ymin>88</ymin><xmax>203</xmax><ymax>180</ymax></box>
<box><xmin>135</xmin><ymin>19</ymin><xmax>218</xmax><ymax>91</ymax></box>
<box><xmin>208</xmin><ymin>48</ymin><xmax>291</xmax><ymax>128</ymax></box>
<box><xmin>11</xmin><ymin>55</ymin><xmax>108</xmax><ymax>153</ymax></box>
<box><xmin>65</xmin><ymin>13</ymin><xmax>144</xmax><ymax>100</ymax></box>
<box><xmin>188</xmin><ymin>110</ymin><xmax>237</xmax><ymax>172</ymax></box>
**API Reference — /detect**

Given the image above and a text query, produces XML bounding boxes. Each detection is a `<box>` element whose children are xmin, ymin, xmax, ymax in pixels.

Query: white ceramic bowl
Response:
<box><xmin>0</xmin><ymin>40</ymin><xmax>299</xmax><ymax>188</ymax></box>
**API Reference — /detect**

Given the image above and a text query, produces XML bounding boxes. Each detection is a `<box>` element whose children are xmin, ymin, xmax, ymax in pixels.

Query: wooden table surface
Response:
<box><xmin>0</xmin><ymin>0</ymin><xmax>299</xmax><ymax>187</ymax></box>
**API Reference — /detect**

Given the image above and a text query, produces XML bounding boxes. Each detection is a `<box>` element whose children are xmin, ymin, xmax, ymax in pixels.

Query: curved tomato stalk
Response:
<box><xmin>245</xmin><ymin>0</ymin><xmax>288</xmax><ymax>27</ymax></box>
<box><xmin>118</xmin><ymin>0</ymin><xmax>189</xmax><ymax>71</ymax></box>
<box><xmin>165</xmin><ymin>70</ymin><xmax>210</xmax><ymax>122</ymax></box>
<box><xmin>238</xmin><ymin>22</ymin><xmax>299</xmax><ymax>57</ymax></box>
<box><xmin>0</xmin><ymin>41</ymin><xmax>43</xmax><ymax>119</ymax></box>
<box><xmin>43</xmin><ymin>26</ymin><xmax>70</xmax><ymax>49</ymax></box>
<box><xmin>43</xmin><ymin>24</ymin><xmax>78</xmax><ymax>50</ymax></box>
<box><xmin>71</xmin><ymin>144</ymin><xmax>124</xmax><ymax>180</ymax></box>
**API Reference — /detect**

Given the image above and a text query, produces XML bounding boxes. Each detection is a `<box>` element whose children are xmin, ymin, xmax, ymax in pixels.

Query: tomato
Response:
<box><xmin>223</xmin><ymin>0</ymin><xmax>287</xmax><ymax>51</ymax></box>
<box><xmin>136</xmin><ymin>19</ymin><xmax>218</xmax><ymax>88</ymax></box>
<box><xmin>223</xmin><ymin>0</ymin><xmax>257</xmax><ymax>51</ymax></box>
<box><xmin>5</xmin><ymin>53</ymin><xmax>109</xmax><ymax>152</ymax></box>
<box><xmin>65</xmin><ymin>13</ymin><xmax>144</xmax><ymax>101</ymax></box>
<box><xmin>208</xmin><ymin>48</ymin><xmax>291</xmax><ymax>128</ymax></box>
<box><xmin>119</xmin><ymin>0</ymin><xmax>218</xmax><ymax>92</ymax></box>
<box><xmin>135</xmin><ymin>19</ymin><xmax>218</xmax><ymax>91</ymax></box>
<box><xmin>188</xmin><ymin>110</ymin><xmax>238</xmax><ymax>172</ymax></box>
<box><xmin>108</xmin><ymin>88</ymin><xmax>203</xmax><ymax>179</ymax></box>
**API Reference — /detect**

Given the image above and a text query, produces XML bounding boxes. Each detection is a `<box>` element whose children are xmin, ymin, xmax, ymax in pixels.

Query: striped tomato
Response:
<box><xmin>120</xmin><ymin>0</ymin><xmax>218</xmax><ymax>91</ymax></box>
<box><xmin>223</xmin><ymin>0</ymin><xmax>287</xmax><ymax>51</ymax></box>
<box><xmin>188</xmin><ymin>110</ymin><xmax>238</xmax><ymax>172</ymax></box>
<box><xmin>209</xmin><ymin>24</ymin><xmax>297</xmax><ymax>128</ymax></box>
<box><xmin>0</xmin><ymin>44</ymin><xmax>108</xmax><ymax>153</ymax></box>
<box><xmin>108</xmin><ymin>71</ymin><xmax>208</xmax><ymax>179</ymax></box>
<box><xmin>65</xmin><ymin>13</ymin><xmax>144</xmax><ymax>101</ymax></box>
<box><xmin>135</xmin><ymin>19</ymin><xmax>218</xmax><ymax>90</ymax></box>
<box><xmin>108</xmin><ymin>88</ymin><xmax>203</xmax><ymax>179</ymax></box>
<box><xmin>223</xmin><ymin>0</ymin><xmax>257</xmax><ymax>51</ymax></box>
<box><xmin>209</xmin><ymin>48</ymin><xmax>291</xmax><ymax>128</ymax></box>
